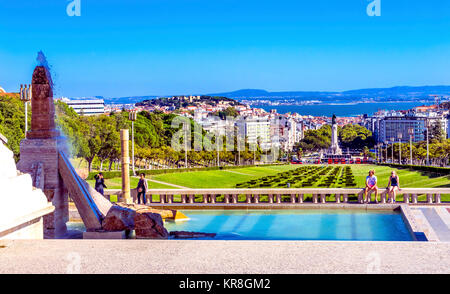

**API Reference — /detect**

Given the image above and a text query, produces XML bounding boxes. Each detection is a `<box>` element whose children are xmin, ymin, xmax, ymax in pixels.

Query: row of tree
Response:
<box><xmin>55</xmin><ymin>101</ymin><xmax>266</xmax><ymax>171</ymax></box>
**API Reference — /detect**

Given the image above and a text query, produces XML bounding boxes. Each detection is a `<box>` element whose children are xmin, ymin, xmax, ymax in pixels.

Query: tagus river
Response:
<box><xmin>260</xmin><ymin>101</ymin><xmax>432</xmax><ymax>116</ymax></box>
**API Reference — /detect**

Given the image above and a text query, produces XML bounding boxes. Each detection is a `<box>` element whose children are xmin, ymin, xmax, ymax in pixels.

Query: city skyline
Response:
<box><xmin>0</xmin><ymin>0</ymin><xmax>449</xmax><ymax>97</ymax></box>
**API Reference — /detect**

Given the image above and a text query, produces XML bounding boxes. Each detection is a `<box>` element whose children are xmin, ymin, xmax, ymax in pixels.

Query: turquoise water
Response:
<box><xmin>165</xmin><ymin>209</ymin><xmax>413</xmax><ymax>241</ymax></box>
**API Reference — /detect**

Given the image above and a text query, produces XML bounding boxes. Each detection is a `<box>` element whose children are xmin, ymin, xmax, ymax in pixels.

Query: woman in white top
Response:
<box><xmin>364</xmin><ymin>170</ymin><xmax>378</xmax><ymax>203</ymax></box>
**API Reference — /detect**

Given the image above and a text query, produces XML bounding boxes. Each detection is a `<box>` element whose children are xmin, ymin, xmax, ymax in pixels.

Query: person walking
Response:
<box><xmin>94</xmin><ymin>172</ymin><xmax>107</xmax><ymax>195</ymax></box>
<box><xmin>364</xmin><ymin>170</ymin><xmax>378</xmax><ymax>203</ymax></box>
<box><xmin>386</xmin><ymin>171</ymin><xmax>400</xmax><ymax>203</ymax></box>
<box><xmin>136</xmin><ymin>173</ymin><xmax>148</xmax><ymax>205</ymax></box>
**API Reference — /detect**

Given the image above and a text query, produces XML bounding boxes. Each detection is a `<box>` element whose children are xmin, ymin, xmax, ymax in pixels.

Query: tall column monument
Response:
<box><xmin>328</xmin><ymin>114</ymin><xmax>342</xmax><ymax>155</ymax></box>
<box><xmin>17</xmin><ymin>65</ymin><xmax>69</xmax><ymax>238</ymax></box>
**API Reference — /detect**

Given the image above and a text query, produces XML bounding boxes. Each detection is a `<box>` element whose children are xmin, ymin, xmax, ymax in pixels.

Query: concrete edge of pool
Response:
<box><xmin>69</xmin><ymin>203</ymin><xmax>435</xmax><ymax>242</ymax></box>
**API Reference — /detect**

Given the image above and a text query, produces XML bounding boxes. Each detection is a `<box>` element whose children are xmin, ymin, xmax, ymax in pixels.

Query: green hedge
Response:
<box><xmin>86</xmin><ymin>163</ymin><xmax>286</xmax><ymax>180</ymax></box>
<box><xmin>378</xmin><ymin>163</ymin><xmax>450</xmax><ymax>175</ymax></box>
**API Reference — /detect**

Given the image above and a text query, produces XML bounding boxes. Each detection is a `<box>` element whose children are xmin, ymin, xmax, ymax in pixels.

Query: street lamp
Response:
<box><xmin>377</xmin><ymin>143</ymin><xmax>382</xmax><ymax>163</ymax></box>
<box><xmin>397</xmin><ymin>132</ymin><xmax>403</xmax><ymax>164</ymax></box>
<box><xmin>20</xmin><ymin>84</ymin><xmax>32</xmax><ymax>134</ymax></box>
<box><xmin>385</xmin><ymin>143</ymin><xmax>388</xmax><ymax>163</ymax></box>
<box><xmin>183</xmin><ymin>123</ymin><xmax>188</xmax><ymax>168</ymax></box>
<box><xmin>408</xmin><ymin>128</ymin><xmax>414</xmax><ymax>165</ymax></box>
<box><xmin>390</xmin><ymin>137</ymin><xmax>395</xmax><ymax>163</ymax></box>
<box><xmin>128</xmin><ymin>110</ymin><xmax>137</xmax><ymax>175</ymax></box>
<box><xmin>425</xmin><ymin>119</ymin><xmax>430</xmax><ymax>166</ymax></box>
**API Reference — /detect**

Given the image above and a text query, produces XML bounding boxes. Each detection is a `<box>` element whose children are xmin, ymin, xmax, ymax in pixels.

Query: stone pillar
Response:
<box><xmin>290</xmin><ymin>194</ymin><xmax>296</xmax><ymax>204</ymax></box>
<box><xmin>435</xmin><ymin>194</ymin><xmax>441</xmax><ymax>204</ymax></box>
<box><xmin>403</xmin><ymin>194</ymin><xmax>409</xmax><ymax>204</ymax></box>
<box><xmin>335</xmin><ymin>194</ymin><xmax>341</xmax><ymax>203</ymax></box>
<box><xmin>17</xmin><ymin>66</ymin><xmax>68</xmax><ymax>239</ymax></box>
<box><xmin>120</xmin><ymin>129</ymin><xmax>132</xmax><ymax>204</ymax></box>
<box><xmin>343</xmin><ymin>194</ymin><xmax>348</xmax><ymax>203</ymax></box>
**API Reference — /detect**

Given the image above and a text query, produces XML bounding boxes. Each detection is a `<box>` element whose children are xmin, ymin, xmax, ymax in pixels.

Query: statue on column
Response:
<box><xmin>328</xmin><ymin>114</ymin><xmax>342</xmax><ymax>155</ymax></box>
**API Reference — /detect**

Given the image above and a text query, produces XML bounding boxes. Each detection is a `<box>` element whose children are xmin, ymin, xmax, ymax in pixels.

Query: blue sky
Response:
<box><xmin>0</xmin><ymin>0</ymin><xmax>449</xmax><ymax>97</ymax></box>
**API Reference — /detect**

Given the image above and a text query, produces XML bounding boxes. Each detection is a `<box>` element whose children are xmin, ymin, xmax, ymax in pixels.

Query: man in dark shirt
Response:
<box><xmin>136</xmin><ymin>173</ymin><xmax>148</xmax><ymax>204</ymax></box>
<box><xmin>94</xmin><ymin>172</ymin><xmax>107</xmax><ymax>195</ymax></box>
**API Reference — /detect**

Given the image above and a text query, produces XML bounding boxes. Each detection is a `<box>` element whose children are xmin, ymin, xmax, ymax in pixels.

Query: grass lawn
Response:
<box><xmin>86</xmin><ymin>164</ymin><xmax>449</xmax><ymax>202</ymax></box>
<box><xmin>151</xmin><ymin>165</ymin><xmax>299</xmax><ymax>188</ymax></box>
<box><xmin>87</xmin><ymin>177</ymin><xmax>177</xmax><ymax>190</ymax></box>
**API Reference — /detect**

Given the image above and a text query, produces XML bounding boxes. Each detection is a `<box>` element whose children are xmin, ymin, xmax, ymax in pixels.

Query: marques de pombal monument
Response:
<box><xmin>328</xmin><ymin>114</ymin><xmax>342</xmax><ymax>155</ymax></box>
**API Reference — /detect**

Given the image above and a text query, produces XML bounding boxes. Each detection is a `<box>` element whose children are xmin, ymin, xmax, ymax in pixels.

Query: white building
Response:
<box><xmin>236</xmin><ymin>117</ymin><xmax>271</xmax><ymax>149</ymax></box>
<box><xmin>62</xmin><ymin>98</ymin><xmax>105</xmax><ymax>116</ymax></box>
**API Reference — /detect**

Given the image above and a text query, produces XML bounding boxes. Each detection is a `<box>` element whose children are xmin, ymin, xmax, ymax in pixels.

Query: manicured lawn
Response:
<box><xmin>87</xmin><ymin>177</ymin><xmax>177</xmax><ymax>190</ymax></box>
<box><xmin>151</xmin><ymin>165</ymin><xmax>299</xmax><ymax>188</ymax></box>
<box><xmin>86</xmin><ymin>164</ymin><xmax>449</xmax><ymax>202</ymax></box>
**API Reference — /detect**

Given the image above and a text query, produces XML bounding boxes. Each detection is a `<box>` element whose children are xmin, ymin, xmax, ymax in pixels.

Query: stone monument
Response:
<box><xmin>17</xmin><ymin>65</ymin><xmax>69</xmax><ymax>238</ymax></box>
<box><xmin>0</xmin><ymin>134</ymin><xmax>54</xmax><ymax>239</ymax></box>
<box><xmin>328</xmin><ymin>114</ymin><xmax>342</xmax><ymax>155</ymax></box>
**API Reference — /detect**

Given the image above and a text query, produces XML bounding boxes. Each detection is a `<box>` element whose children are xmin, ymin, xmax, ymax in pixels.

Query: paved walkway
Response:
<box><xmin>148</xmin><ymin>179</ymin><xmax>186</xmax><ymax>189</ymax></box>
<box><xmin>131</xmin><ymin>176</ymin><xmax>187</xmax><ymax>189</ymax></box>
<box><xmin>222</xmin><ymin>170</ymin><xmax>252</xmax><ymax>176</ymax></box>
<box><xmin>0</xmin><ymin>239</ymin><xmax>448</xmax><ymax>274</ymax></box>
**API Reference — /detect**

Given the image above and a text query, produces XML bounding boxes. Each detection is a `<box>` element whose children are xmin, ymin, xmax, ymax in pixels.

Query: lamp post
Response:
<box><xmin>408</xmin><ymin>128</ymin><xmax>414</xmax><ymax>165</ymax></box>
<box><xmin>390</xmin><ymin>137</ymin><xmax>395</xmax><ymax>163</ymax></box>
<box><xmin>20</xmin><ymin>84</ymin><xmax>32</xmax><ymax>134</ymax></box>
<box><xmin>385</xmin><ymin>143</ymin><xmax>388</xmax><ymax>163</ymax></box>
<box><xmin>425</xmin><ymin>119</ymin><xmax>430</xmax><ymax>166</ymax></box>
<box><xmin>128</xmin><ymin>110</ymin><xmax>137</xmax><ymax>175</ymax></box>
<box><xmin>397</xmin><ymin>132</ymin><xmax>403</xmax><ymax>164</ymax></box>
<box><xmin>378</xmin><ymin>143</ymin><xmax>382</xmax><ymax>163</ymax></box>
<box><xmin>183</xmin><ymin>123</ymin><xmax>188</xmax><ymax>168</ymax></box>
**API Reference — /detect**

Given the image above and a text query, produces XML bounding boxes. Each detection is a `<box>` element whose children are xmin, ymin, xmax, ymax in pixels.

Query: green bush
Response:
<box><xmin>378</xmin><ymin>164</ymin><xmax>450</xmax><ymax>175</ymax></box>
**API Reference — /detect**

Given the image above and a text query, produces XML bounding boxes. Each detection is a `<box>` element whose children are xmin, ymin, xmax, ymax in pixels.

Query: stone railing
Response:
<box><xmin>104</xmin><ymin>188</ymin><xmax>450</xmax><ymax>205</ymax></box>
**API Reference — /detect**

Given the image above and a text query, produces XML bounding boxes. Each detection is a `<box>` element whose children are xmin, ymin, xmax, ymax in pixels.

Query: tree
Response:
<box><xmin>80</xmin><ymin>116</ymin><xmax>102</xmax><ymax>171</ymax></box>
<box><xmin>0</xmin><ymin>94</ymin><xmax>26</xmax><ymax>160</ymax></box>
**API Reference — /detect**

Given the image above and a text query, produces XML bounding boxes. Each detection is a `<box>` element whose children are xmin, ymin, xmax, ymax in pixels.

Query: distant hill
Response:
<box><xmin>208</xmin><ymin>86</ymin><xmax>450</xmax><ymax>101</ymax></box>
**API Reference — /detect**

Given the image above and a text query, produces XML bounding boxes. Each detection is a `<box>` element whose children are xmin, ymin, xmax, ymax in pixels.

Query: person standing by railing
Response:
<box><xmin>386</xmin><ymin>171</ymin><xmax>400</xmax><ymax>203</ymax></box>
<box><xmin>137</xmin><ymin>173</ymin><xmax>148</xmax><ymax>204</ymax></box>
<box><xmin>94</xmin><ymin>172</ymin><xmax>107</xmax><ymax>195</ymax></box>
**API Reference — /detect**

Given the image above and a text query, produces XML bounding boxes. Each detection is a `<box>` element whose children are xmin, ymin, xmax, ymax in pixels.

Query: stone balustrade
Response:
<box><xmin>104</xmin><ymin>188</ymin><xmax>450</xmax><ymax>205</ymax></box>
